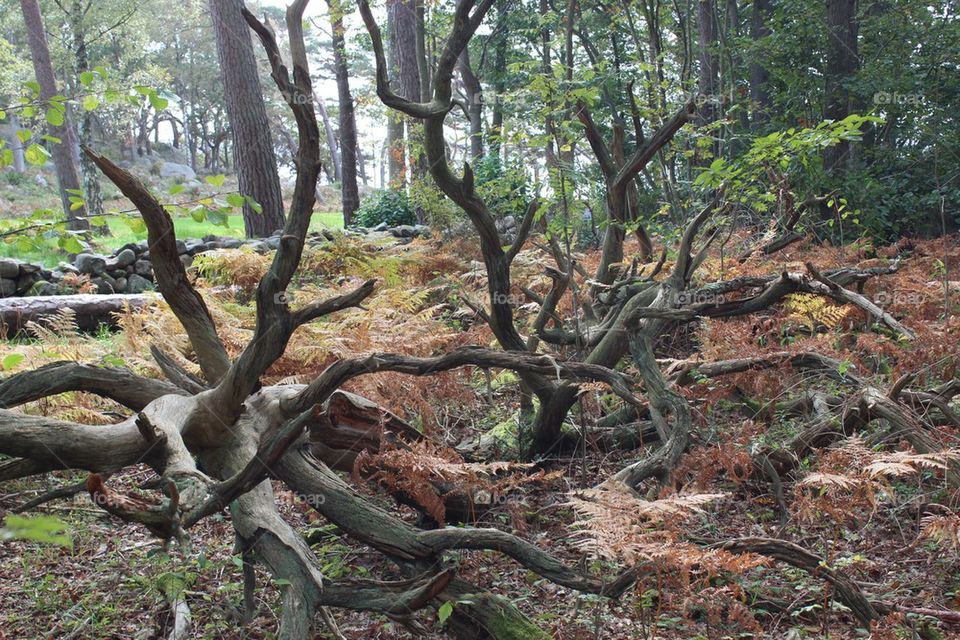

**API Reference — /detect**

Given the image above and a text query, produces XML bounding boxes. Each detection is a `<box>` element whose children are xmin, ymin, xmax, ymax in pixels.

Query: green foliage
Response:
<box><xmin>354</xmin><ymin>189</ymin><xmax>417</xmax><ymax>228</ymax></box>
<box><xmin>0</xmin><ymin>514</ymin><xmax>72</xmax><ymax>548</ymax></box>
<box><xmin>473</xmin><ymin>155</ymin><xmax>532</xmax><ymax>220</ymax></box>
<box><xmin>409</xmin><ymin>179</ymin><xmax>460</xmax><ymax>231</ymax></box>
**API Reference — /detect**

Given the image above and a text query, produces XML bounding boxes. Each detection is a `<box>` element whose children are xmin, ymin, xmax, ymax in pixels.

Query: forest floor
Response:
<box><xmin>0</xmin><ymin>229</ymin><xmax>958</xmax><ymax>639</ymax></box>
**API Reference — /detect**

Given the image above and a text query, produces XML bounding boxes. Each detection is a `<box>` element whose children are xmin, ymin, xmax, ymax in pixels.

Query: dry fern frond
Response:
<box><xmin>783</xmin><ymin>293</ymin><xmax>850</xmax><ymax>331</ymax></box>
<box><xmin>920</xmin><ymin>514</ymin><xmax>960</xmax><ymax>551</ymax></box>
<box><xmin>797</xmin><ymin>472</ymin><xmax>862</xmax><ymax>490</ymax></box>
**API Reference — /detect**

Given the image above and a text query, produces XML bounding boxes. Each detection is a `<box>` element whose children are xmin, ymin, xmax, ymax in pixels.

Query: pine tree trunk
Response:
<box><xmin>19</xmin><ymin>0</ymin><xmax>90</xmax><ymax>232</ymax></box>
<box><xmin>458</xmin><ymin>49</ymin><xmax>484</xmax><ymax>163</ymax></box>
<box><xmin>385</xmin><ymin>3</ymin><xmax>405</xmax><ymax>186</ymax></box>
<box><xmin>823</xmin><ymin>0</ymin><xmax>859</xmax><ymax>173</ymax></box>
<box><xmin>71</xmin><ymin>0</ymin><xmax>108</xmax><ymax>234</ymax></box>
<box><xmin>208</xmin><ymin>0</ymin><xmax>286</xmax><ymax>238</ymax></box>
<box><xmin>749</xmin><ymin>0</ymin><xmax>772</xmax><ymax>126</ymax></box>
<box><xmin>328</xmin><ymin>0</ymin><xmax>360</xmax><ymax>226</ymax></box>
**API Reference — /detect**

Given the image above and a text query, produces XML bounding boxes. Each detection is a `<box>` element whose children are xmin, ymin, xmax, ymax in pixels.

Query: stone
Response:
<box><xmin>413</xmin><ymin>225</ymin><xmax>432</xmax><ymax>238</ymax></box>
<box><xmin>390</xmin><ymin>225</ymin><xmax>417</xmax><ymax>238</ymax></box>
<box><xmin>222</xmin><ymin>238</ymin><xmax>244</xmax><ymax>249</ymax></box>
<box><xmin>134</xmin><ymin>260</ymin><xmax>153</xmax><ymax>277</ymax></box>
<box><xmin>0</xmin><ymin>258</ymin><xmax>18</xmax><ymax>279</ymax></box>
<box><xmin>18</xmin><ymin>262</ymin><xmax>41</xmax><ymax>275</ymax></box>
<box><xmin>0</xmin><ymin>278</ymin><xmax>16</xmax><ymax>297</ymax></box>
<box><xmin>176</xmin><ymin>240</ymin><xmax>188</xmax><ymax>255</ymax></box>
<box><xmin>75</xmin><ymin>253</ymin><xmax>107</xmax><ymax>275</ymax></box>
<box><xmin>32</xmin><ymin>280</ymin><xmax>59</xmax><ymax>296</ymax></box>
<box><xmin>185</xmin><ymin>239</ymin><xmax>206</xmax><ymax>254</ymax></box>
<box><xmin>126</xmin><ymin>274</ymin><xmax>155</xmax><ymax>293</ymax></box>
<box><xmin>91</xmin><ymin>277</ymin><xmax>115</xmax><ymax>294</ymax></box>
<box><xmin>159</xmin><ymin>162</ymin><xmax>196</xmax><ymax>180</ymax></box>
<box><xmin>180</xmin><ymin>254</ymin><xmax>194</xmax><ymax>269</ymax></box>
<box><xmin>115</xmin><ymin>277</ymin><xmax>127</xmax><ymax>292</ymax></box>
<box><xmin>16</xmin><ymin>272</ymin><xmax>42</xmax><ymax>294</ymax></box>
<box><xmin>372</xmin><ymin>222</ymin><xmax>389</xmax><ymax>232</ymax></box>
<box><xmin>57</xmin><ymin>261</ymin><xmax>79</xmax><ymax>274</ymax></box>
<box><xmin>112</xmin><ymin>248</ymin><xmax>137</xmax><ymax>268</ymax></box>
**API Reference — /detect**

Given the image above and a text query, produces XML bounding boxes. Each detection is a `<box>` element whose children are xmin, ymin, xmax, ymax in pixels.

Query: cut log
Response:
<box><xmin>0</xmin><ymin>293</ymin><xmax>157</xmax><ymax>335</ymax></box>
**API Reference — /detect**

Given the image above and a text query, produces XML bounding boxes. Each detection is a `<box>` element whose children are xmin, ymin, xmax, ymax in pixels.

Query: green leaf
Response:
<box><xmin>25</xmin><ymin>144</ymin><xmax>50</xmax><ymax>166</ymax></box>
<box><xmin>245</xmin><ymin>196</ymin><xmax>262</xmax><ymax>214</ymax></box>
<box><xmin>59</xmin><ymin>235</ymin><xmax>85</xmax><ymax>254</ymax></box>
<box><xmin>2</xmin><ymin>353</ymin><xmax>25</xmax><ymax>371</ymax></box>
<box><xmin>167</xmin><ymin>183</ymin><xmax>186</xmax><ymax>195</ymax></box>
<box><xmin>207</xmin><ymin>209</ymin><xmax>228</xmax><ymax>226</ymax></box>
<box><xmin>149</xmin><ymin>94</ymin><xmax>169</xmax><ymax>111</ymax></box>
<box><xmin>126</xmin><ymin>218</ymin><xmax>147</xmax><ymax>234</ymax></box>
<box><xmin>205</xmin><ymin>174</ymin><xmax>226</xmax><ymax>189</ymax></box>
<box><xmin>79</xmin><ymin>71</ymin><xmax>95</xmax><ymax>86</ymax></box>
<box><xmin>16</xmin><ymin>129</ymin><xmax>32</xmax><ymax>143</ymax></box>
<box><xmin>189</xmin><ymin>206</ymin><xmax>206</xmax><ymax>223</ymax></box>
<box><xmin>82</xmin><ymin>95</ymin><xmax>100</xmax><ymax>111</ymax></box>
<box><xmin>437</xmin><ymin>601</ymin><xmax>454</xmax><ymax>624</ymax></box>
<box><xmin>225</xmin><ymin>193</ymin><xmax>246</xmax><ymax>208</ymax></box>
<box><xmin>45</xmin><ymin>107</ymin><xmax>64</xmax><ymax>127</ymax></box>
<box><xmin>1</xmin><ymin>515</ymin><xmax>72</xmax><ymax>547</ymax></box>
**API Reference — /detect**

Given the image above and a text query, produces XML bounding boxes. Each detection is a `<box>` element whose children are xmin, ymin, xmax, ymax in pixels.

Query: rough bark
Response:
<box><xmin>209</xmin><ymin>0</ymin><xmax>286</xmax><ymax>237</ymax></box>
<box><xmin>327</xmin><ymin>0</ymin><xmax>360</xmax><ymax>225</ymax></box>
<box><xmin>19</xmin><ymin>0</ymin><xmax>89</xmax><ymax>231</ymax></box>
<box><xmin>823</xmin><ymin>0</ymin><xmax>859</xmax><ymax>174</ymax></box>
<box><xmin>749</xmin><ymin>0</ymin><xmax>772</xmax><ymax>126</ymax></box>
<box><xmin>458</xmin><ymin>48</ymin><xmax>484</xmax><ymax>162</ymax></box>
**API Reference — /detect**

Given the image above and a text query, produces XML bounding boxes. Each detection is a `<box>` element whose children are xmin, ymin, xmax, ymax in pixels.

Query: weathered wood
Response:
<box><xmin>0</xmin><ymin>293</ymin><xmax>155</xmax><ymax>335</ymax></box>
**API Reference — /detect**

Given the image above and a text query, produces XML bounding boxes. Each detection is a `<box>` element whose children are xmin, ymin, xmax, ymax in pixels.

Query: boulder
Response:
<box><xmin>372</xmin><ymin>222</ymin><xmax>389</xmax><ymax>232</ymax></box>
<box><xmin>112</xmin><ymin>248</ymin><xmax>137</xmax><ymax>269</ymax></box>
<box><xmin>159</xmin><ymin>162</ymin><xmax>196</xmax><ymax>180</ymax></box>
<box><xmin>390</xmin><ymin>225</ymin><xmax>417</xmax><ymax>238</ymax></box>
<box><xmin>15</xmin><ymin>272</ymin><xmax>42</xmax><ymax>294</ymax></box>
<box><xmin>93</xmin><ymin>273</ymin><xmax>117</xmax><ymax>294</ymax></box>
<box><xmin>222</xmin><ymin>238</ymin><xmax>245</xmax><ymax>249</ymax></box>
<box><xmin>18</xmin><ymin>262</ymin><xmax>41</xmax><ymax>276</ymax></box>
<box><xmin>184</xmin><ymin>239</ymin><xmax>207</xmax><ymax>254</ymax></box>
<box><xmin>0</xmin><ymin>278</ymin><xmax>16</xmax><ymax>297</ymax></box>
<box><xmin>126</xmin><ymin>274</ymin><xmax>155</xmax><ymax>293</ymax></box>
<box><xmin>0</xmin><ymin>259</ymin><xmax>19</xmax><ymax>279</ymax></box>
<box><xmin>134</xmin><ymin>260</ymin><xmax>153</xmax><ymax>277</ymax></box>
<box><xmin>413</xmin><ymin>224</ymin><xmax>432</xmax><ymax>238</ymax></box>
<box><xmin>115</xmin><ymin>277</ymin><xmax>127</xmax><ymax>292</ymax></box>
<box><xmin>75</xmin><ymin>253</ymin><xmax>107</xmax><ymax>276</ymax></box>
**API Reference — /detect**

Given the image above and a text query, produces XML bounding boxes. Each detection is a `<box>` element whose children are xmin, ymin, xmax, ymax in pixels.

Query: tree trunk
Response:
<box><xmin>392</xmin><ymin>0</ymin><xmax>424</xmax><ymax>184</ymax></box>
<box><xmin>70</xmin><ymin>0</ymin><xmax>108</xmax><ymax>233</ymax></box>
<box><xmin>749</xmin><ymin>0</ymin><xmax>772</xmax><ymax>126</ymax></box>
<box><xmin>8</xmin><ymin>115</ymin><xmax>26</xmax><ymax>173</ymax></box>
<box><xmin>489</xmin><ymin>35</ymin><xmax>505</xmax><ymax>159</ymax></box>
<box><xmin>458</xmin><ymin>48</ymin><xmax>484</xmax><ymax>163</ymax></box>
<box><xmin>328</xmin><ymin>0</ymin><xmax>360</xmax><ymax>226</ymax></box>
<box><xmin>385</xmin><ymin>4</ymin><xmax>405</xmax><ymax>185</ymax></box>
<box><xmin>19</xmin><ymin>0</ymin><xmax>90</xmax><ymax>232</ymax></box>
<box><xmin>696</xmin><ymin>0</ymin><xmax>720</xmax><ymax>131</ymax></box>
<box><xmin>208</xmin><ymin>0</ymin><xmax>286</xmax><ymax>238</ymax></box>
<box><xmin>823</xmin><ymin>0</ymin><xmax>859</xmax><ymax>173</ymax></box>
<box><xmin>315</xmin><ymin>95</ymin><xmax>341</xmax><ymax>182</ymax></box>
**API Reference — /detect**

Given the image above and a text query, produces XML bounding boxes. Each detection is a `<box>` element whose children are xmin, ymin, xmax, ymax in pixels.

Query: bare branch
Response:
<box><xmin>0</xmin><ymin>360</ymin><xmax>183</xmax><ymax>410</ymax></box>
<box><xmin>283</xmin><ymin>347</ymin><xmax>642</xmax><ymax>416</ymax></box>
<box><xmin>84</xmin><ymin>149</ymin><xmax>231</xmax><ymax>383</ymax></box>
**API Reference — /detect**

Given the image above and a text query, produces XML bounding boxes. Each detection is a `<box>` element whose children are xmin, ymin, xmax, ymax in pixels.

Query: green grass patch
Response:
<box><xmin>0</xmin><ymin>211</ymin><xmax>343</xmax><ymax>266</ymax></box>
